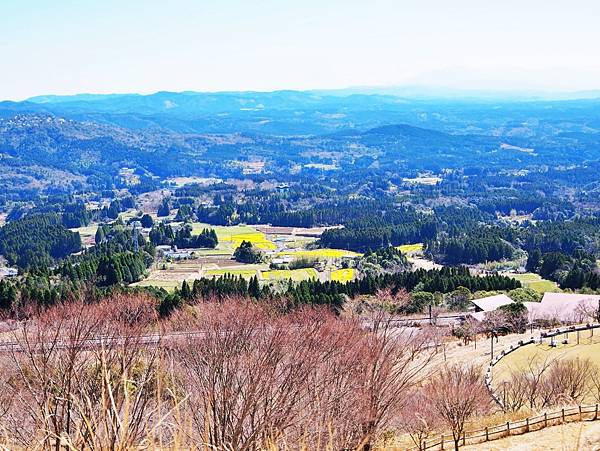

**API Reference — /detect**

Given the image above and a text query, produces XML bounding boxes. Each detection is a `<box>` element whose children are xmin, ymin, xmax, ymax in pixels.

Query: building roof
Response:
<box><xmin>541</xmin><ymin>292</ymin><xmax>600</xmax><ymax>304</ymax></box>
<box><xmin>525</xmin><ymin>293</ymin><xmax>600</xmax><ymax>323</ymax></box>
<box><xmin>471</xmin><ymin>294</ymin><xmax>514</xmax><ymax>312</ymax></box>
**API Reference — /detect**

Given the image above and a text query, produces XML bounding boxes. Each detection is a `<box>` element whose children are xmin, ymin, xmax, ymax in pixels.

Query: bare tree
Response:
<box><xmin>7</xmin><ymin>295</ymin><xmax>170</xmax><ymax>450</ymax></box>
<box><xmin>401</xmin><ymin>390</ymin><xmax>436</xmax><ymax>451</ymax></box>
<box><xmin>503</xmin><ymin>371</ymin><xmax>530</xmax><ymax>412</ymax></box>
<box><xmin>426</xmin><ymin>364</ymin><xmax>490</xmax><ymax>451</ymax></box>
<box><xmin>357</xmin><ymin>308</ymin><xmax>435</xmax><ymax>450</ymax></box>
<box><xmin>521</xmin><ymin>354</ymin><xmax>555</xmax><ymax>409</ymax></box>
<box><xmin>546</xmin><ymin>357</ymin><xmax>593</xmax><ymax>405</ymax></box>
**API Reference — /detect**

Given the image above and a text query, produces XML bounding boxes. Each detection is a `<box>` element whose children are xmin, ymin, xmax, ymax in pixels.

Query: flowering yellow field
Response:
<box><xmin>191</xmin><ymin>223</ymin><xmax>276</xmax><ymax>250</ymax></box>
<box><xmin>330</xmin><ymin>268</ymin><xmax>355</xmax><ymax>283</ymax></box>
<box><xmin>396</xmin><ymin>243</ymin><xmax>423</xmax><ymax>254</ymax></box>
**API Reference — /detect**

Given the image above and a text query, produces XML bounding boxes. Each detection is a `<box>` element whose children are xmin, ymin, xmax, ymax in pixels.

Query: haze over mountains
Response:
<box><xmin>1</xmin><ymin>88</ymin><xmax>600</xmax><ymax>203</ymax></box>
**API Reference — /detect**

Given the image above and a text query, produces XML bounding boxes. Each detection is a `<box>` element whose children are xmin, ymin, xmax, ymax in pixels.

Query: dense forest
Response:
<box><xmin>0</xmin><ymin>214</ymin><xmax>82</xmax><ymax>268</ymax></box>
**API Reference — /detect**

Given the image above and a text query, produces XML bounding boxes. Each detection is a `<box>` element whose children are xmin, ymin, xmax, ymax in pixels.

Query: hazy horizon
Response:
<box><xmin>2</xmin><ymin>0</ymin><xmax>600</xmax><ymax>101</ymax></box>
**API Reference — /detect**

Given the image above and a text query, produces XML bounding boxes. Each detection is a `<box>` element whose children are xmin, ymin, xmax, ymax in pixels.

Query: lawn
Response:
<box><xmin>330</xmin><ymin>268</ymin><xmax>355</xmax><ymax>283</ymax></box>
<box><xmin>261</xmin><ymin>268</ymin><xmax>319</xmax><ymax>281</ymax></box>
<box><xmin>508</xmin><ymin>272</ymin><xmax>561</xmax><ymax>293</ymax></box>
<box><xmin>494</xmin><ymin>330</ymin><xmax>600</xmax><ymax>396</ymax></box>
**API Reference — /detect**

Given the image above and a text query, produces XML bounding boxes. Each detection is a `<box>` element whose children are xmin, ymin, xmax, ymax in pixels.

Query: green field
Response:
<box><xmin>261</xmin><ymin>268</ymin><xmax>318</xmax><ymax>281</ymax></box>
<box><xmin>508</xmin><ymin>273</ymin><xmax>561</xmax><ymax>293</ymax></box>
<box><xmin>204</xmin><ymin>268</ymin><xmax>260</xmax><ymax>279</ymax></box>
<box><xmin>70</xmin><ymin>224</ymin><xmax>98</xmax><ymax>237</ymax></box>
<box><xmin>494</xmin><ymin>331</ymin><xmax>600</xmax><ymax>391</ymax></box>
<box><xmin>130</xmin><ymin>279</ymin><xmax>181</xmax><ymax>290</ymax></box>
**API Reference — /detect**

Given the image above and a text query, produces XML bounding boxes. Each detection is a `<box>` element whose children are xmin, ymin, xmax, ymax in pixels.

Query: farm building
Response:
<box><xmin>469</xmin><ymin>294</ymin><xmax>514</xmax><ymax>322</ymax></box>
<box><xmin>524</xmin><ymin>293</ymin><xmax>600</xmax><ymax>324</ymax></box>
<box><xmin>469</xmin><ymin>292</ymin><xmax>600</xmax><ymax>325</ymax></box>
<box><xmin>471</xmin><ymin>294</ymin><xmax>514</xmax><ymax>313</ymax></box>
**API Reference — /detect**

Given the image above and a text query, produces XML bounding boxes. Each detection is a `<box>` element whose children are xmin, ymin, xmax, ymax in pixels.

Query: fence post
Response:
<box><xmin>526</xmin><ymin>417</ymin><xmax>529</xmax><ymax>432</ymax></box>
<box><xmin>440</xmin><ymin>434</ymin><xmax>443</xmax><ymax>450</ymax></box>
<box><xmin>562</xmin><ymin>408</ymin><xmax>565</xmax><ymax>423</ymax></box>
<box><xmin>580</xmin><ymin>405</ymin><xmax>582</xmax><ymax>421</ymax></box>
<box><xmin>506</xmin><ymin>421</ymin><xmax>510</xmax><ymax>436</ymax></box>
<box><xmin>485</xmin><ymin>427</ymin><xmax>489</xmax><ymax>441</ymax></box>
<box><xmin>596</xmin><ymin>404</ymin><xmax>599</xmax><ymax>420</ymax></box>
<box><xmin>463</xmin><ymin>432</ymin><xmax>466</xmax><ymax>446</ymax></box>
<box><xmin>544</xmin><ymin>412</ymin><xmax>548</xmax><ymax>427</ymax></box>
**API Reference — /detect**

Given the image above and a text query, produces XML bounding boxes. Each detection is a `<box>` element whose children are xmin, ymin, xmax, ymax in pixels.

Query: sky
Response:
<box><xmin>1</xmin><ymin>0</ymin><xmax>600</xmax><ymax>100</ymax></box>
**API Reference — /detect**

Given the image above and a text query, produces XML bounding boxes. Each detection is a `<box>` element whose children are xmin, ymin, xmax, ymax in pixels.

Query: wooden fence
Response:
<box><xmin>409</xmin><ymin>404</ymin><xmax>600</xmax><ymax>450</ymax></box>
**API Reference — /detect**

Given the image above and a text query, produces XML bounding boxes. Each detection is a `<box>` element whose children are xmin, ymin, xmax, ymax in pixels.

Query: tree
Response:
<box><xmin>181</xmin><ymin>280</ymin><xmax>192</xmax><ymax>300</ymax></box>
<box><xmin>157</xmin><ymin>199</ymin><xmax>170</xmax><ymax>217</ymax></box>
<box><xmin>233</xmin><ymin>240</ymin><xmax>264</xmax><ymax>264</ymax></box>
<box><xmin>402</xmin><ymin>390</ymin><xmax>436</xmax><ymax>450</ymax></box>
<box><xmin>409</xmin><ymin>291</ymin><xmax>435</xmax><ymax>315</ymax></box>
<box><xmin>95</xmin><ymin>226</ymin><xmax>105</xmax><ymax>244</ymax></box>
<box><xmin>445</xmin><ymin>287</ymin><xmax>472</xmax><ymax>312</ymax></box>
<box><xmin>426</xmin><ymin>364</ymin><xmax>490</xmax><ymax>451</ymax></box>
<box><xmin>526</xmin><ymin>249</ymin><xmax>542</xmax><ymax>272</ymax></box>
<box><xmin>140</xmin><ymin>214</ymin><xmax>154</xmax><ymax>228</ymax></box>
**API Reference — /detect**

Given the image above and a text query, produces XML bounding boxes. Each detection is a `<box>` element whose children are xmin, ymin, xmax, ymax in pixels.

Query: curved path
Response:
<box><xmin>485</xmin><ymin>322</ymin><xmax>600</xmax><ymax>409</ymax></box>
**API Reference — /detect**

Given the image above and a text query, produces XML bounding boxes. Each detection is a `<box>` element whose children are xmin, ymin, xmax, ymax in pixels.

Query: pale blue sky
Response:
<box><xmin>1</xmin><ymin>0</ymin><xmax>599</xmax><ymax>100</ymax></box>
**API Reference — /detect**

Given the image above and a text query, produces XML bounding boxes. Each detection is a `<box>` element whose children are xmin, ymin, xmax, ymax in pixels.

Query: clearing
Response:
<box><xmin>507</xmin><ymin>273</ymin><xmax>561</xmax><ymax>293</ymax></box>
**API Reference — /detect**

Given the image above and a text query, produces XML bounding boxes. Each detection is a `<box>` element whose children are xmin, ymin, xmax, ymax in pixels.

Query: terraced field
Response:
<box><xmin>70</xmin><ymin>224</ymin><xmax>99</xmax><ymax>247</ymax></box>
<box><xmin>204</xmin><ymin>268</ymin><xmax>261</xmax><ymax>278</ymax></box>
<box><xmin>135</xmin><ymin>224</ymin><xmax>363</xmax><ymax>290</ymax></box>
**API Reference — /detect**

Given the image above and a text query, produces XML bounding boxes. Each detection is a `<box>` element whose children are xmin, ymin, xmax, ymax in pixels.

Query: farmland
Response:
<box><xmin>330</xmin><ymin>268</ymin><xmax>355</xmax><ymax>283</ymax></box>
<box><xmin>69</xmin><ymin>224</ymin><xmax>98</xmax><ymax>247</ymax></box>
<box><xmin>275</xmin><ymin>248</ymin><xmax>361</xmax><ymax>259</ymax></box>
<box><xmin>396</xmin><ymin>243</ymin><xmax>423</xmax><ymax>254</ymax></box>
<box><xmin>191</xmin><ymin>223</ymin><xmax>277</xmax><ymax>251</ymax></box>
<box><xmin>506</xmin><ymin>273</ymin><xmax>561</xmax><ymax>293</ymax></box>
<box><xmin>261</xmin><ymin>268</ymin><xmax>319</xmax><ymax>281</ymax></box>
<box><xmin>134</xmin><ymin>223</ymin><xmax>363</xmax><ymax>289</ymax></box>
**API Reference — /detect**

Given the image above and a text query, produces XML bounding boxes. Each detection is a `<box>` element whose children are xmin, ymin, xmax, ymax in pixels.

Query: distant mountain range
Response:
<box><xmin>1</xmin><ymin>89</ymin><xmax>600</xmax><ymax>199</ymax></box>
<box><xmin>0</xmin><ymin>89</ymin><xmax>598</xmax><ymax>137</ymax></box>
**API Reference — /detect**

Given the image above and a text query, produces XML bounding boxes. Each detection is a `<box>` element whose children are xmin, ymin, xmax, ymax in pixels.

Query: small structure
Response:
<box><xmin>469</xmin><ymin>294</ymin><xmax>515</xmax><ymax>322</ymax></box>
<box><xmin>0</xmin><ymin>267</ymin><xmax>18</xmax><ymax>278</ymax></box>
<box><xmin>471</xmin><ymin>294</ymin><xmax>514</xmax><ymax>313</ymax></box>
